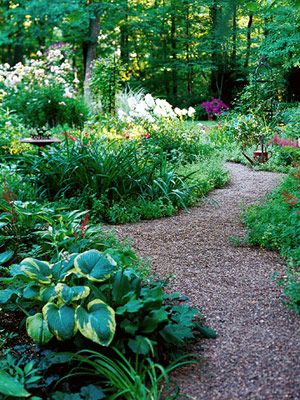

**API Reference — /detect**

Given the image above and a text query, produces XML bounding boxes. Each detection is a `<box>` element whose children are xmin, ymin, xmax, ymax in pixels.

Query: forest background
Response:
<box><xmin>1</xmin><ymin>0</ymin><xmax>299</xmax><ymax>112</ymax></box>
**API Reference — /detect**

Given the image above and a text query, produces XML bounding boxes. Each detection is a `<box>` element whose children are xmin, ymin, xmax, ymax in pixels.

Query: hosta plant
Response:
<box><xmin>0</xmin><ymin>250</ymin><xmax>117</xmax><ymax>346</ymax></box>
<box><xmin>0</xmin><ymin>250</ymin><xmax>216</xmax><ymax>355</ymax></box>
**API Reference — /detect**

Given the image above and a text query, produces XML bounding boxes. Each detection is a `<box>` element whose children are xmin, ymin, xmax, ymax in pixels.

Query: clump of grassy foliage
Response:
<box><xmin>244</xmin><ymin>168</ymin><xmax>300</xmax><ymax>311</ymax></box>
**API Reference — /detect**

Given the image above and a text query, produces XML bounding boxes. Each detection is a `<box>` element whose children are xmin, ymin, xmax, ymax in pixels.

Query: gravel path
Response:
<box><xmin>112</xmin><ymin>162</ymin><xmax>300</xmax><ymax>400</ymax></box>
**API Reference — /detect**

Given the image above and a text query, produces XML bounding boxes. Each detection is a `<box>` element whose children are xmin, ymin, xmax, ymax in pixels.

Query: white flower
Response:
<box><xmin>174</xmin><ymin>107</ymin><xmax>183</xmax><ymax>116</ymax></box>
<box><xmin>64</xmin><ymin>87</ymin><xmax>74</xmax><ymax>98</ymax></box>
<box><xmin>36</xmin><ymin>50</ymin><xmax>43</xmax><ymax>57</ymax></box>
<box><xmin>135</xmin><ymin>102</ymin><xmax>148</xmax><ymax>116</ymax></box>
<box><xmin>181</xmin><ymin>108</ymin><xmax>188</xmax><ymax>116</ymax></box>
<box><xmin>127</xmin><ymin>96</ymin><xmax>137</xmax><ymax>110</ymax></box>
<box><xmin>188</xmin><ymin>107</ymin><xmax>195</xmax><ymax>117</ymax></box>
<box><xmin>117</xmin><ymin>109</ymin><xmax>127</xmax><ymax>121</ymax></box>
<box><xmin>145</xmin><ymin>114</ymin><xmax>155</xmax><ymax>123</ymax></box>
<box><xmin>145</xmin><ymin>93</ymin><xmax>155</xmax><ymax>108</ymax></box>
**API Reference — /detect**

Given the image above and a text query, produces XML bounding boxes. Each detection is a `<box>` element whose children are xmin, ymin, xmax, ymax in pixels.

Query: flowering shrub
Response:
<box><xmin>0</xmin><ymin>43</ymin><xmax>87</xmax><ymax>128</ymax></box>
<box><xmin>202</xmin><ymin>98</ymin><xmax>229</xmax><ymax>119</ymax></box>
<box><xmin>117</xmin><ymin>91</ymin><xmax>195</xmax><ymax>123</ymax></box>
<box><xmin>0</xmin><ymin>43</ymin><xmax>77</xmax><ymax>99</ymax></box>
<box><xmin>3</xmin><ymin>83</ymin><xmax>87</xmax><ymax>128</ymax></box>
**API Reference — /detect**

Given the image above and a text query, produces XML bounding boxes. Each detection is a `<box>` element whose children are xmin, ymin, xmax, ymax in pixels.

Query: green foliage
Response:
<box><xmin>90</xmin><ymin>56</ymin><xmax>124</xmax><ymax>114</ymax></box>
<box><xmin>0</xmin><ymin>250</ymin><xmax>117</xmax><ymax>346</ymax></box>
<box><xmin>0</xmin><ymin>109</ymin><xmax>30</xmax><ymax>156</ymax></box>
<box><xmin>54</xmin><ymin>348</ymin><xmax>196</xmax><ymax>400</ymax></box>
<box><xmin>221</xmin><ymin>112</ymin><xmax>272</xmax><ymax>150</ymax></box>
<box><xmin>0</xmin><ymin>371</ymin><xmax>30</xmax><ymax>398</ymax></box>
<box><xmin>139</xmin><ymin>119</ymin><xmax>212</xmax><ymax>165</ymax></box>
<box><xmin>0</xmin><ymin>250</ymin><xmax>214</xmax><ymax>355</ymax></box>
<box><xmin>0</xmin><ymin>198</ymin><xmax>140</xmax><ymax>267</ymax></box>
<box><xmin>18</xmin><ymin>134</ymin><xmax>195</xmax><ymax>219</ymax></box>
<box><xmin>244</xmin><ymin>169</ymin><xmax>300</xmax><ymax>310</ymax></box>
<box><xmin>0</xmin><ymin>349</ymin><xmax>43</xmax><ymax>398</ymax></box>
<box><xmin>3</xmin><ymin>84</ymin><xmax>88</xmax><ymax>128</ymax></box>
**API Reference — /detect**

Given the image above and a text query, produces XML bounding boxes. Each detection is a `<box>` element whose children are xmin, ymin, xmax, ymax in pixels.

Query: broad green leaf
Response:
<box><xmin>0</xmin><ymin>250</ymin><xmax>14</xmax><ymax>264</ymax></box>
<box><xmin>112</xmin><ymin>269</ymin><xmax>141</xmax><ymax>304</ymax></box>
<box><xmin>23</xmin><ymin>284</ymin><xmax>40</xmax><ymax>300</ymax></box>
<box><xmin>142</xmin><ymin>286</ymin><xmax>164</xmax><ymax>309</ymax></box>
<box><xmin>116</xmin><ymin>297</ymin><xmax>143</xmax><ymax>314</ymax></box>
<box><xmin>160</xmin><ymin>323</ymin><xmax>194</xmax><ymax>344</ymax></box>
<box><xmin>195</xmin><ymin>323</ymin><xmax>217</xmax><ymax>339</ymax></box>
<box><xmin>55</xmin><ymin>283</ymin><xmax>90</xmax><ymax>303</ymax></box>
<box><xmin>20</xmin><ymin>258</ymin><xmax>52</xmax><ymax>284</ymax></box>
<box><xmin>128</xmin><ymin>336</ymin><xmax>155</xmax><ymax>355</ymax></box>
<box><xmin>26</xmin><ymin>313</ymin><xmax>53</xmax><ymax>344</ymax></box>
<box><xmin>43</xmin><ymin>303</ymin><xmax>76</xmax><ymax>341</ymax></box>
<box><xmin>40</xmin><ymin>285</ymin><xmax>56</xmax><ymax>302</ymax></box>
<box><xmin>75</xmin><ymin>299</ymin><xmax>116</xmax><ymax>346</ymax></box>
<box><xmin>80</xmin><ymin>384</ymin><xmax>105</xmax><ymax>400</ymax></box>
<box><xmin>74</xmin><ymin>249</ymin><xmax>116</xmax><ymax>282</ymax></box>
<box><xmin>0</xmin><ymin>371</ymin><xmax>30</xmax><ymax>397</ymax></box>
<box><xmin>141</xmin><ymin>309</ymin><xmax>168</xmax><ymax>333</ymax></box>
<box><xmin>120</xmin><ymin>319</ymin><xmax>139</xmax><ymax>335</ymax></box>
<box><xmin>0</xmin><ymin>288</ymin><xmax>18</xmax><ymax>304</ymax></box>
<box><xmin>51</xmin><ymin>255</ymin><xmax>77</xmax><ymax>281</ymax></box>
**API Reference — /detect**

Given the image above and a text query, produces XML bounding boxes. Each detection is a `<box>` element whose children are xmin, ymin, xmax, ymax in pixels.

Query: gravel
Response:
<box><xmin>111</xmin><ymin>162</ymin><xmax>300</xmax><ymax>400</ymax></box>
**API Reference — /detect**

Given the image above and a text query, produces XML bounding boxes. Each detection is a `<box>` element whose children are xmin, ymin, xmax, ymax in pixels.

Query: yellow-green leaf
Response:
<box><xmin>74</xmin><ymin>250</ymin><xmax>117</xmax><ymax>282</ymax></box>
<box><xmin>26</xmin><ymin>313</ymin><xmax>53</xmax><ymax>344</ymax></box>
<box><xmin>43</xmin><ymin>303</ymin><xmax>76</xmax><ymax>341</ymax></box>
<box><xmin>75</xmin><ymin>299</ymin><xmax>116</xmax><ymax>346</ymax></box>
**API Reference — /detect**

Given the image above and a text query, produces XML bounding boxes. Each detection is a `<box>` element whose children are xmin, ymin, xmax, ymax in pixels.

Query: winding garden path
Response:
<box><xmin>113</xmin><ymin>163</ymin><xmax>300</xmax><ymax>400</ymax></box>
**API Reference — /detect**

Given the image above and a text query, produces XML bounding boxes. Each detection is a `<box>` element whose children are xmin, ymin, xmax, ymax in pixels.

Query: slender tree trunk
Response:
<box><xmin>210</xmin><ymin>0</ymin><xmax>222</xmax><ymax>97</ymax></box>
<box><xmin>120</xmin><ymin>0</ymin><xmax>129</xmax><ymax>64</ymax></box>
<box><xmin>244</xmin><ymin>14</ymin><xmax>253</xmax><ymax>69</ymax></box>
<box><xmin>83</xmin><ymin>13</ymin><xmax>100</xmax><ymax>102</ymax></box>
<box><xmin>186</xmin><ymin>6</ymin><xmax>192</xmax><ymax>94</ymax></box>
<box><xmin>231</xmin><ymin>0</ymin><xmax>237</xmax><ymax>69</ymax></box>
<box><xmin>171</xmin><ymin>5</ymin><xmax>177</xmax><ymax>98</ymax></box>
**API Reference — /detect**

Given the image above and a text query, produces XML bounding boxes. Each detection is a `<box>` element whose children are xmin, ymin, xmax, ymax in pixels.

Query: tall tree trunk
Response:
<box><xmin>244</xmin><ymin>14</ymin><xmax>253</xmax><ymax>69</ymax></box>
<box><xmin>186</xmin><ymin>6</ymin><xmax>192</xmax><ymax>94</ymax></box>
<box><xmin>83</xmin><ymin>13</ymin><xmax>100</xmax><ymax>102</ymax></box>
<box><xmin>120</xmin><ymin>0</ymin><xmax>129</xmax><ymax>64</ymax></box>
<box><xmin>210</xmin><ymin>0</ymin><xmax>222</xmax><ymax>98</ymax></box>
<box><xmin>171</xmin><ymin>5</ymin><xmax>177</xmax><ymax>98</ymax></box>
<box><xmin>231</xmin><ymin>0</ymin><xmax>237</xmax><ymax>69</ymax></box>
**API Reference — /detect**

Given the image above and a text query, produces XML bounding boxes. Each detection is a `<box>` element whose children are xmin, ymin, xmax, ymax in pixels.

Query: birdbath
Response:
<box><xmin>20</xmin><ymin>137</ymin><xmax>62</xmax><ymax>148</ymax></box>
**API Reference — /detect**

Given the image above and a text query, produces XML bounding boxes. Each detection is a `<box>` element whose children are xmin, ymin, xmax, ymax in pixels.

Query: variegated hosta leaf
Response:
<box><xmin>75</xmin><ymin>299</ymin><xmax>116</xmax><ymax>346</ymax></box>
<box><xmin>26</xmin><ymin>313</ymin><xmax>53</xmax><ymax>344</ymax></box>
<box><xmin>19</xmin><ymin>258</ymin><xmax>52</xmax><ymax>284</ymax></box>
<box><xmin>55</xmin><ymin>283</ymin><xmax>90</xmax><ymax>303</ymax></box>
<box><xmin>43</xmin><ymin>303</ymin><xmax>76</xmax><ymax>341</ymax></box>
<box><xmin>74</xmin><ymin>250</ymin><xmax>117</xmax><ymax>282</ymax></box>
<box><xmin>51</xmin><ymin>254</ymin><xmax>78</xmax><ymax>281</ymax></box>
<box><xmin>40</xmin><ymin>285</ymin><xmax>56</xmax><ymax>303</ymax></box>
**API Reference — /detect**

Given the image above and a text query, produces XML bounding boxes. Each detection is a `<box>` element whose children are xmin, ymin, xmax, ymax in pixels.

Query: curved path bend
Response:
<box><xmin>113</xmin><ymin>163</ymin><xmax>300</xmax><ymax>400</ymax></box>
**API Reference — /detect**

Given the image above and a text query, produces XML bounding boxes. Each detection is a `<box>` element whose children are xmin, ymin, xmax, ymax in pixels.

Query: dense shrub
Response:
<box><xmin>3</xmin><ymin>84</ymin><xmax>88</xmax><ymax>128</ymax></box>
<box><xmin>17</xmin><ymin>134</ymin><xmax>195</xmax><ymax>218</ymax></box>
<box><xmin>244</xmin><ymin>169</ymin><xmax>300</xmax><ymax>310</ymax></box>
